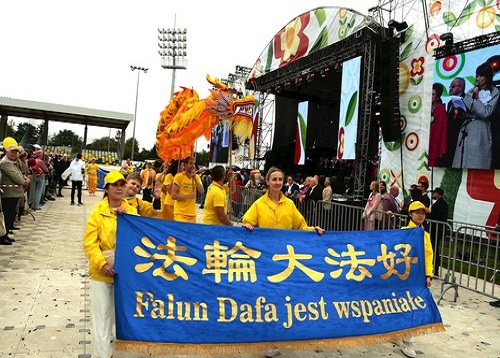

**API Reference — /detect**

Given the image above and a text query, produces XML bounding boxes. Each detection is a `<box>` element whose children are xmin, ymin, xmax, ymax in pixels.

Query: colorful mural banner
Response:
<box><xmin>114</xmin><ymin>215</ymin><xmax>444</xmax><ymax>355</ymax></box>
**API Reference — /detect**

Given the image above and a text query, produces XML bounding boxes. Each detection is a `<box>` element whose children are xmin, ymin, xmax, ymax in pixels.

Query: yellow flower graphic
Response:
<box><xmin>274</xmin><ymin>12</ymin><xmax>310</xmax><ymax>66</ymax></box>
<box><xmin>280</xmin><ymin>17</ymin><xmax>302</xmax><ymax>63</ymax></box>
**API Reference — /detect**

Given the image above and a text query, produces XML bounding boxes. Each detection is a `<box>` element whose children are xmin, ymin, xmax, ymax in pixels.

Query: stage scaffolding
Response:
<box><xmin>247</xmin><ymin>27</ymin><xmax>381</xmax><ymax>200</ymax></box>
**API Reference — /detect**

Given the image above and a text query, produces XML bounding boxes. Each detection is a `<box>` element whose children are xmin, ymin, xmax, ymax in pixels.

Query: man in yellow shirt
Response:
<box><xmin>86</xmin><ymin>158</ymin><xmax>99</xmax><ymax>196</ymax></box>
<box><xmin>140</xmin><ymin>161</ymin><xmax>156</xmax><ymax>202</ymax></box>
<box><xmin>202</xmin><ymin>166</ymin><xmax>234</xmax><ymax>226</ymax></box>
<box><xmin>171</xmin><ymin>157</ymin><xmax>204</xmax><ymax>223</ymax></box>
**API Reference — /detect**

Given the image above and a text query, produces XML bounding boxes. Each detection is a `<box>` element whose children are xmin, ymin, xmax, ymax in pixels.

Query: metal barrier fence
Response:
<box><xmin>229</xmin><ymin>186</ymin><xmax>500</xmax><ymax>302</ymax></box>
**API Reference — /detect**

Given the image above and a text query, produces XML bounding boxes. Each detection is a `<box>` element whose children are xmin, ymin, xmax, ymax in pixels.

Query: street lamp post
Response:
<box><xmin>130</xmin><ymin>65</ymin><xmax>148</xmax><ymax>162</ymax></box>
<box><xmin>158</xmin><ymin>17</ymin><xmax>187</xmax><ymax>99</ymax></box>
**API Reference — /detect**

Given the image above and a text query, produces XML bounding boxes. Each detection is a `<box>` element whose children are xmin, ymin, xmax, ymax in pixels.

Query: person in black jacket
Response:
<box><xmin>430</xmin><ymin>187</ymin><xmax>448</xmax><ymax>277</ymax></box>
<box><xmin>282</xmin><ymin>175</ymin><xmax>299</xmax><ymax>198</ymax></box>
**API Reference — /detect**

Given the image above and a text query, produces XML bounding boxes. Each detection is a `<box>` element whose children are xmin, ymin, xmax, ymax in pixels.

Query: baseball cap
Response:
<box><xmin>431</xmin><ymin>187</ymin><xmax>444</xmax><ymax>196</ymax></box>
<box><xmin>409</xmin><ymin>201</ymin><xmax>430</xmax><ymax>213</ymax></box>
<box><xmin>2</xmin><ymin>137</ymin><xmax>22</xmax><ymax>152</ymax></box>
<box><xmin>32</xmin><ymin>144</ymin><xmax>42</xmax><ymax>150</ymax></box>
<box><xmin>104</xmin><ymin>171</ymin><xmax>126</xmax><ymax>185</ymax></box>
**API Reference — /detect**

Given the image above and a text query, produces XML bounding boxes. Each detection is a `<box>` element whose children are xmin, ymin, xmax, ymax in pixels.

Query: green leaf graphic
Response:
<box><xmin>345</xmin><ymin>91</ymin><xmax>358</xmax><ymax>126</ymax></box>
<box><xmin>443</xmin><ymin>12</ymin><xmax>457</xmax><ymax>27</ymax></box>
<box><xmin>298</xmin><ymin>113</ymin><xmax>307</xmax><ymax>148</ymax></box>
<box><xmin>314</xmin><ymin>8</ymin><xmax>327</xmax><ymax>26</ymax></box>
<box><xmin>456</xmin><ymin>0</ymin><xmax>477</xmax><ymax>26</ymax></box>
<box><xmin>310</xmin><ymin>27</ymin><xmax>329</xmax><ymax>53</ymax></box>
<box><xmin>265</xmin><ymin>43</ymin><xmax>274</xmax><ymax>73</ymax></box>
<box><xmin>403</xmin><ymin>24</ymin><xmax>414</xmax><ymax>43</ymax></box>
<box><xmin>400</xmin><ymin>42</ymin><xmax>413</xmax><ymax>61</ymax></box>
<box><xmin>418</xmin><ymin>152</ymin><xmax>429</xmax><ymax>161</ymax></box>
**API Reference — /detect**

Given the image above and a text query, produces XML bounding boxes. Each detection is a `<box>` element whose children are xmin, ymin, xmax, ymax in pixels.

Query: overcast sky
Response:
<box><xmin>0</xmin><ymin>0</ymin><xmax>379</xmax><ymax>152</ymax></box>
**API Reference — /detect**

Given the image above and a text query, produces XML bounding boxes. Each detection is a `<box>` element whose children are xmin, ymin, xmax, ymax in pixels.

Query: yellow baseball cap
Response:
<box><xmin>2</xmin><ymin>137</ymin><xmax>21</xmax><ymax>152</ymax></box>
<box><xmin>409</xmin><ymin>201</ymin><xmax>429</xmax><ymax>213</ymax></box>
<box><xmin>104</xmin><ymin>171</ymin><xmax>126</xmax><ymax>185</ymax></box>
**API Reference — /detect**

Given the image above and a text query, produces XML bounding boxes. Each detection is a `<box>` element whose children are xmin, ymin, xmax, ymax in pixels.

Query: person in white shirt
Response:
<box><xmin>69</xmin><ymin>153</ymin><xmax>85</xmax><ymax>206</ymax></box>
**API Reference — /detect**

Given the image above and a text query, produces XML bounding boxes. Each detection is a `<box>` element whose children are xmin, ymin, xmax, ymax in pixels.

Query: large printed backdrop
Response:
<box><xmin>114</xmin><ymin>215</ymin><xmax>443</xmax><ymax>355</ymax></box>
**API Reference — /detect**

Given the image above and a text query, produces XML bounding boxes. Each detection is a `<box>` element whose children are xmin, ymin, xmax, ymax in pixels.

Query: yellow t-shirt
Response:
<box><xmin>202</xmin><ymin>182</ymin><xmax>229</xmax><ymax>225</ymax></box>
<box><xmin>242</xmin><ymin>191</ymin><xmax>314</xmax><ymax>231</ymax></box>
<box><xmin>87</xmin><ymin>163</ymin><xmax>99</xmax><ymax>176</ymax></box>
<box><xmin>163</xmin><ymin>173</ymin><xmax>175</xmax><ymax>206</ymax></box>
<box><xmin>173</xmin><ymin>172</ymin><xmax>202</xmax><ymax>218</ymax></box>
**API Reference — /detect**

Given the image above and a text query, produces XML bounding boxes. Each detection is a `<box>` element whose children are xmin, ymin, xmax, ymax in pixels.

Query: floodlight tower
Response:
<box><xmin>158</xmin><ymin>16</ymin><xmax>187</xmax><ymax>99</ymax></box>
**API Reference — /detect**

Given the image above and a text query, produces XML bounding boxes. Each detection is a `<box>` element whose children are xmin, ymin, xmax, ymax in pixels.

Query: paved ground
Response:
<box><xmin>0</xmin><ymin>188</ymin><xmax>499</xmax><ymax>358</ymax></box>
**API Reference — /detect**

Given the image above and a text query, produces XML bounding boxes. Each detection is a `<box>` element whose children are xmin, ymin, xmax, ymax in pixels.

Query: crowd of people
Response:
<box><xmin>77</xmin><ymin>155</ymin><xmax>454</xmax><ymax>357</ymax></box>
<box><xmin>0</xmin><ymin>138</ymin><xmax>465</xmax><ymax>358</ymax></box>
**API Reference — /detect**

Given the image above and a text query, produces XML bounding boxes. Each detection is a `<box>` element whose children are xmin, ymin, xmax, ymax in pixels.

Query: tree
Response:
<box><xmin>4</xmin><ymin>120</ymin><xmax>16</xmax><ymax>138</ymax></box>
<box><xmin>14</xmin><ymin>122</ymin><xmax>40</xmax><ymax>145</ymax></box>
<box><xmin>85</xmin><ymin>136</ymin><xmax>119</xmax><ymax>152</ymax></box>
<box><xmin>196</xmin><ymin>150</ymin><xmax>210</xmax><ymax>167</ymax></box>
<box><xmin>48</xmin><ymin>129</ymin><xmax>83</xmax><ymax>149</ymax></box>
<box><xmin>122</xmin><ymin>137</ymin><xmax>140</xmax><ymax>160</ymax></box>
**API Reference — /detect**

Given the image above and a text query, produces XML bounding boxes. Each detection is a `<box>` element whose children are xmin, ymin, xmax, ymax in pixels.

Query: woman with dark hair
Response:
<box><xmin>429</xmin><ymin>83</ymin><xmax>447</xmax><ymax>166</ymax></box>
<box><xmin>453</xmin><ymin>62</ymin><xmax>499</xmax><ymax>169</ymax></box>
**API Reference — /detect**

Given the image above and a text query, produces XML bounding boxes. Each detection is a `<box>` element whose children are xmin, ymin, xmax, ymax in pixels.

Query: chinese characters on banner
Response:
<box><xmin>114</xmin><ymin>215</ymin><xmax>444</xmax><ymax>354</ymax></box>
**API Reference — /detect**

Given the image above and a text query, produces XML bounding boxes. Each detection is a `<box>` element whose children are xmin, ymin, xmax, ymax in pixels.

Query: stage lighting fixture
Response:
<box><xmin>294</xmin><ymin>77</ymin><xmax>303</xmax><ymax>86</ymax></box>
<box><xmin>388</xmin><ymin>20</ymin><xmax>408</xmax><ymax>33</ymax></box>
<box><xmin>320</xmin><ymin>67</ymin><xmax>329</xmax><ymax>77</ymax></box>
<box><xmin>306</xmin><ymin>73</ymin><xmax>315</xmax><ymax>82</ymax></box>
<box><xmin>439</xmin><ymin>32</ymin><xmax>454</xmax><ymax>46</ymax></box>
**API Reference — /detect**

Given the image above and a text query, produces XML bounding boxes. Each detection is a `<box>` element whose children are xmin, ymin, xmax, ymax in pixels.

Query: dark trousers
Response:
<box><xmin>2</xmin><ymin>197</ymin><xmax>20</xmax><ymax>233</ymax></box>
<box><xmin>57</xmin><ymin>175</ymin><xmax>65</xmax><ymax>195</ymax></box>
<box><xmin>71</xmin><ymin>180</ymin><xmax>82</xmax><ymax>204</ymax></box>
<box><xmin>142</xmin><ymin>187</ymin><xmax>153</xmax><ymax>202</ymax></box>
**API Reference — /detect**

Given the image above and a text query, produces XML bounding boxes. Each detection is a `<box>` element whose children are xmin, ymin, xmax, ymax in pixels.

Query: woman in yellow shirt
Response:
<box><xmin>242</xmin><ymin>166</ymin><xmax>324</xmax><ymax>233</ymax></box>
<box><xmin>161</xmin><ymin>159</ymin><xmax>184</xmax><ymax>220</ymax></box>
<box><xmin>242</xmin><ymin>166</ymin><xmax>324</xmax><ymax>358</ymax></box>
<box><xmin>86</xmin><ymin>158</ymin><xmax>99</xmax><ymax>196</ymax></box>
<box><xmin>171</xmin><ymin>157</ymin><xmax>204</xmax><ymax>222</ymax></box>
<box><xmin>82</xmin><ymin>171</ymin><xmax>137</xmax><ymax>358</ymax></box>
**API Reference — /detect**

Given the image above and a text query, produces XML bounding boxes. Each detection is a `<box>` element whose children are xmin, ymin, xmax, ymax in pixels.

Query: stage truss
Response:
<box><xmin>246</xmin><ymin>27</ymin><xmax>380</xmax><ymax>200</ymax></box>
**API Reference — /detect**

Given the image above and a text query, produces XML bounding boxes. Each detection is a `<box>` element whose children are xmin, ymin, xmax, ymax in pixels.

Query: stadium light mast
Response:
<box><xmin>158</xmin><ymin>15</ymin><xmax>188</xmax><ymax>99</ymax></box>
<box><xmin>130</xmin><ymin>65</ymin><xmax>148</xmax><ymax>161</ymax></box>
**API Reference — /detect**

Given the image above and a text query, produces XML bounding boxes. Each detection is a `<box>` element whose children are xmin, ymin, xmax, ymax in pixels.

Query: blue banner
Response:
<box><xmin>114</xmin><ymin>215</ymin><xmax>443</xmax><ymax>352</ymax></box>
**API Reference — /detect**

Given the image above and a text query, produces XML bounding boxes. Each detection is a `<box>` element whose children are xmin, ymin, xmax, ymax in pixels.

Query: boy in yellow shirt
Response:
<box><xmin>202</xmin><ymin>166</ymin><xmax>234</xmax><ymax>226</ymax></box>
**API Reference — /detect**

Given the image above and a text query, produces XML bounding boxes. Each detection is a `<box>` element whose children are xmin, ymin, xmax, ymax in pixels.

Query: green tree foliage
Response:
<box><xmin>85</xmin><ymin>136</ymin><xmax>120</xmax><ymax>151</ymax></box>
<box><xmin>48</xmin><ymin>129</ymin><xmax>83</xmax><ymax>149</ymax></box>
<box><xmin>196</xmin><ymin>150</ymin><xmax>209</xmax><ymax>167</ymax></box>
<box><xmin>122</xmin><ymin>137</ymin><xmax>140</xmax><ymax>160</ymax></box>
<box><xmin>5</xmin><ymin>120</ymin><xmax>16</xmax><ymax>138</ymax></box>
<box><xmin>14</xmin><ymin>122</ymin><xmax>40</xmax><ymax>145</ymax></box>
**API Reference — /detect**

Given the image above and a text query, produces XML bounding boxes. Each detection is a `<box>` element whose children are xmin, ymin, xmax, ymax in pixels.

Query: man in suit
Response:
<box><xmin>303</xmin><ymin>176</ymin><xmax>322</xmax><ymax>202</ymax></box>
<box><xmin>430</xmin><ymin>187</ymin><xmax>449</xmax><ymax>277</ymax></box>
<box><xmin>443</xmin><ymin>77</ymin><xmax>466</xmax><ymax>167</ymax></box>
<box><xmin>282</xmin><ymin>175</ymin><xmax>299</xmax><ymax>198</ymax></box>
<box><xmin>417</xmin><ymin>180</ymin><xmax>431</xmax><ymax>208</ymax></box>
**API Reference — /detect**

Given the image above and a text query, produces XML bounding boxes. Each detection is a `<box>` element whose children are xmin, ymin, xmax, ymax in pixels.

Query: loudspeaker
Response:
<box><xmin>378</xmin><ymin>37</ymin><xmax>402</xmax><ymax>142</ymax></box>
